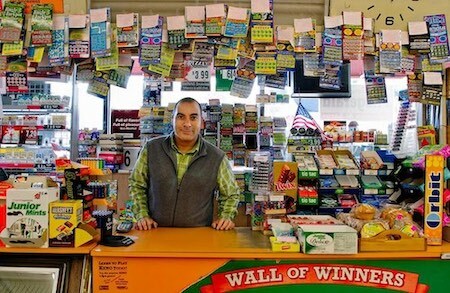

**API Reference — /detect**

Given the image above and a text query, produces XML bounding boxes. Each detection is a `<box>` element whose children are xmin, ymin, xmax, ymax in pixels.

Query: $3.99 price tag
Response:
<box><xmin>186</xmin><ymin>67</ymin><xmax>210</xmax><ymax>82</ymax></box>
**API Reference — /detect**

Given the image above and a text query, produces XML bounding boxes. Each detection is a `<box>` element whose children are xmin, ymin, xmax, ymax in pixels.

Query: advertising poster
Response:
<box><xmin>111</xmin><ymin>110</ymin><xmax>140</xmax><ymax>139</ymax></box>
<box><xmin>183</xmin><ymin>260</ymin><xmax>449</xmax><ymax>292</ymax></box>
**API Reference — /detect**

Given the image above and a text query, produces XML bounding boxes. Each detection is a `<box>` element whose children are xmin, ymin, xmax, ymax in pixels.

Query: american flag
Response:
<box><xmin>292</xmin><ymin>102</ymin><xmax>331</xmax><ymax>141</ymax></box>
<box><xmin>292</xmin><ymin>115</ymin><xmax>317</xmax><ymax>130</ymax></box>
<box><xmin>295</xmin><ymin>102</ymin><xmax>314</xmax><ymax>118</ymax></box>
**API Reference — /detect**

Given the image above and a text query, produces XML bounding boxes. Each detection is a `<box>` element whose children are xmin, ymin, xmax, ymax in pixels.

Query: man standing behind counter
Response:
<box><xmin>129</xmin><ymin>97</ymin><xmax>240</xmax><ymax>231</ymax></box>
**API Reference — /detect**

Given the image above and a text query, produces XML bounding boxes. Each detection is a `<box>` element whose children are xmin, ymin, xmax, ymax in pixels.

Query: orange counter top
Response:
<box><xmin>91</xmin><ymin>227</ymin><xmax>450</xmax><ymax>259</ymax></box>
<box><xmin>91</xmin><ymin>228</ymin><xmax>450</xmax><ymax>292</ymax></box>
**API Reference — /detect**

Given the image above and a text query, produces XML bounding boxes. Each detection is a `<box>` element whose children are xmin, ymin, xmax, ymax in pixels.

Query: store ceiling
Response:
<box><xmin>90</xmin><ymin>0</ymin><xmax>326</xmax><ymax>26</ymax></box>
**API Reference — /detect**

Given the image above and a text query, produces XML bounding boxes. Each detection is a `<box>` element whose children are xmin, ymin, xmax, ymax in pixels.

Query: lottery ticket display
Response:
<box><xmin>117</xmin><ymin>13</ymin><xmax>139</xmax><ymax>48</ymax></box>
<box><xmin>30</xmin><ymin>4</ymin><xmax>53</xmax><ymax>47</ymax></box>
<box><xmin>365</xmin><ymin>75</ymin><xmax>387</xmax><ymax>104</ymax></box>
<box><xmin>6</xmin><ymin>58</ymin><xmax>28</xmax><ymax>93</ymax></box>
<box><xmin>0</xmin><ymin>4</ymin><xmax>447</xmax><ymax>110</ymax></box>
<box><xmin>424</xmin><ymin>14</ymin><xmax>450</xmax><ymax>63</ymax></box>
<box><xmin>0</xmin><ymin>2</ymin><xmax>24</xmax><ymax>42</ymax></box>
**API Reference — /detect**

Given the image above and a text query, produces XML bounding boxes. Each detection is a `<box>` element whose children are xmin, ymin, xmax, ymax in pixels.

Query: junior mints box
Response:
<box><xmin>0</xmin><ymin>176</ymin><xmax>60</xmax><ymax>248</ymax></box>
<box><xmin>298</xmin><ymin>224</ymin><xmax>358</xmax><ymax>254</ymax></box>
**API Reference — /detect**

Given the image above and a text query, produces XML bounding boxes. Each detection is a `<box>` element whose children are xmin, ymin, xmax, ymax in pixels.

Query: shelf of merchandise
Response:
<box><xmin>1</xmin><ymin>101</ymin><xmax>75</xmax><ymax>173</ymax></box>
<box><xmin>330</xmin><ymin>142</ymin><xmax>390</xmax><ymax>161</ymax></box>
<box><xmin>2</xmin><ymin>106</ymin><xmax>71</xmax><ymax>113</ymax></box>
<box><xmin>0</xmin><ymin>143</ymin><xmax>59</xmax><ymax>176</ymax></box>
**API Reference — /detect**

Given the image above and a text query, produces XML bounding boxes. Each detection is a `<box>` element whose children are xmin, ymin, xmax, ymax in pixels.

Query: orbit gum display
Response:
<box><xmin>424</xmin><ymin>155</ymin><xmax>444</xmax><ymax>245</ymax></box>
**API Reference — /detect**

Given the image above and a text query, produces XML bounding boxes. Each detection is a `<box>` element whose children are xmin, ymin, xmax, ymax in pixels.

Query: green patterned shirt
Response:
<box><xmin>129</xmin><ymin>136</ymin><xmax>240</xmax><ymax>222</ymax></box>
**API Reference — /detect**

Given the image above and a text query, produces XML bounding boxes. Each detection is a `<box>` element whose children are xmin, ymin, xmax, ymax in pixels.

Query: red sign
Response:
<box><xmin>200</xmin><ymin>264</ymin><xmax>429</xmax><ymax>293</ymax></box>
<box><xmin>20</xmin><ymin>126</ymin><xmax>38</xmax><ymax>144</ymax></box>
<box><xmin>111</xmin><ymin>110</ymin><xmax>140</xmax><ymax>139</ymax></box>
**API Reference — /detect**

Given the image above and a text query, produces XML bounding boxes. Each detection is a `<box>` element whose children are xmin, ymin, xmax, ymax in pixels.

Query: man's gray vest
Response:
<box><xmin>146</xmin><ymin>135</ymin><xmax>225</xmax><ymax>227</ymax></box>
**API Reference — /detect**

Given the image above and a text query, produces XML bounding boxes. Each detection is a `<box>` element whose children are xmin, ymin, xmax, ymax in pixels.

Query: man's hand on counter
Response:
<box><xmin>135</xmin><ymin>216</ymin><xmax>158</xmax><ymax>230</ymax></box>
<box><xmin>212</xmin><ymin>219</ymin><xmax>235</xmax><ymax>230</ymax></box>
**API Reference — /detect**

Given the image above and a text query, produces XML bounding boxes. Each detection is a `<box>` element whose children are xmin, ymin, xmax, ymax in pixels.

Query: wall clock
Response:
<box><xmin>329</xmin><ymin>0</ymin><xmax>450</xmax><ymax>31</ymax></box>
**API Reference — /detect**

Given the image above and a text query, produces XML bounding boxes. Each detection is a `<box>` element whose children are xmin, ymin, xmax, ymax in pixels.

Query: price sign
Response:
<box><xmin>121</xmin><ymin>146</ymin><xmax>141</xmax><ymax>170</ymax></box>
<box><xmin>319</xmin><ymin>169</ymin><xmax>333</xmax><ymax>176</ymax></box>
<box><xmin>364</xmin><ymin>169</ymin><xmax>378</xmax><ymax>176</ymax></box>
<box><xmin>43</xmin><ymin>125</ymin><xmax>65</xmax><ymax>130</ymax></box>
<box><xmin>221</xmin><ymin>69</ymin><xmax>236</xmax><ymax>80</ymax></box>
<box><xmin>184</xmin><ymin>60</ymin><xmax>211</xmax><ymax>82</ymax></box>
<box><xmin>41</xmin><ymin>104</ymin><xmax>62</xmax><ymax>110</ymax></box>
<box><xmin>20</xmin><ymin>126</ymin><xmax>38</xmax><ymax>144</ymax></box>
<box><xmin>216</xmin><ymin>69</ymin><xmax>235</xmax><ymax>91</ymax></box>
<box><xmin>185</xmin><ymin>67</ymin><xmax>210</xmax><ymax>82</ymax></box>
<box><xmin>346</xmin><ymin>169</ymin><xmax>360</xmax><ymax>176</ymax></box>
<box><xmin>35</xmin><ymin>163</ymin><xmax>54</xmax><ymax>169</ymax></box>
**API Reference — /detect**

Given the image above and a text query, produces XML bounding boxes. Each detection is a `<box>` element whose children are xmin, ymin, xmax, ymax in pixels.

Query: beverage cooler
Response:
<box><xmin>0</xmin><ymin>254</ymin><xmax>90</xmax><ymax>293</ymax></box>
<box><xmin>0</xmin><ymin>267</ymin><xmax>60</xmax><ymax>292</ymax></box>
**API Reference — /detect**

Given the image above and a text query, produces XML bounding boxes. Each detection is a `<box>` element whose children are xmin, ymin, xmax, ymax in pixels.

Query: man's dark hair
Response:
<box><xmin>174</xmin><ymin>97</ymin><xmax>202</xmax><ymax>114</ymax></box>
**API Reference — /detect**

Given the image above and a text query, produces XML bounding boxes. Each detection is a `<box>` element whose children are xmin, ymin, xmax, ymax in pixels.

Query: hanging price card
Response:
<box><xmin>184</xmin><ymin>60</ymin><xmax>210</xmax><ymax>82</ymax></box>
<box><xmin>216</xmin><ymin>69</ymin><xmax>236</xmax><ymax>91</ymax></box>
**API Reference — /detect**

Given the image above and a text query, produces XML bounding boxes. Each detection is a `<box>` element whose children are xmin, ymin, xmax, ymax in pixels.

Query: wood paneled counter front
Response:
<box><xmin>91</xmin><ymin>228</ymin><xmax>450</xmax><ymax>293</ymax></box>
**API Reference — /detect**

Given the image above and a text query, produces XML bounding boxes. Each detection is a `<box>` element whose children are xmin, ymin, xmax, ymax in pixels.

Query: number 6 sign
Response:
<box><xmin>121</xmin><ymin>146</ymin><xmax>141</xmax><ymax>170</ymax></box>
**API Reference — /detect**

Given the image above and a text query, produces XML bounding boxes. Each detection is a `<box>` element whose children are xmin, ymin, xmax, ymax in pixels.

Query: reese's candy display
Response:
<box><xmin>49</xmin><ymin>200</ymin><xmax>83</xmax><ymax>247</ymax></box>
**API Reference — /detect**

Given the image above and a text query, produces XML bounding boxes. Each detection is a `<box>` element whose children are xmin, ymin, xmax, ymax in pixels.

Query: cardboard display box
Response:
<box><xmin>270</xmin><ymin>236</ymin><xmax>300</xmax><ymax>252</ymax></box>
<box><xmin>294</xmin><ymin>153</ymin><xmax>319</xmax><ymax>179</ymax></box>
<box><xmin>49</xmin><ymin>200</ymin><xmax>98</xmax><ymax>247</ymax></box>
<box><xmin>297</xmin><ymin>224</ymin><xmax>358</xmax><ymax>254</ymax></box>
<box><xmin>0</xmin><ymin>176</ymin><xmax>59</xmax><ymax>248</ymax></box>
<box><xmin>334</xmin><ymin>150</ymin><xmax>359</xmax><ymax>175</ymax></box>
<box><xmin>360</xmin><ymin>150</ymin><xmax>384</xmax><ymax>172</ymax></box>
<box><xmin>317</xmin><ymin>150</ymin><xmax>338</xmax><ymax>175</ymax></box>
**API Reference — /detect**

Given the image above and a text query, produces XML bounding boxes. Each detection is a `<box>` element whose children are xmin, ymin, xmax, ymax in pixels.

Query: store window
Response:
<box><xmin>319</xmin><ymin>76</ymin><xmax>407</xmax><ymax>133</ymax></box>
<box><xmin>78</xmin><ymin>74</ymin><xmax>406</xmax><ymax>135</ymax></box>
<box><xmin>74</xmin><ymin>83</ymin><xmax>105</xmax><ymax>131</ymax></box>
<box><xmin>110</xmin><ymin>75</ymin><xmax>145</xmax><ymax>110</ymax></box>
<box><xmin>107</xmin><ymin>75</ymin><xmax>305</xmax><ymax>133</ymax></box>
